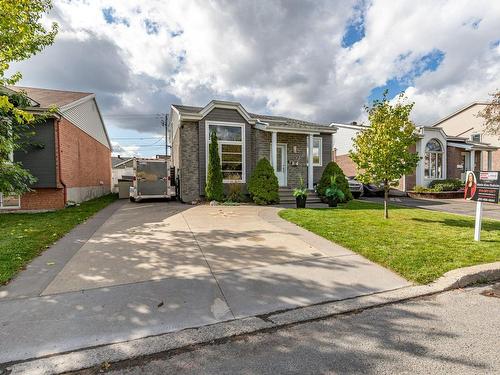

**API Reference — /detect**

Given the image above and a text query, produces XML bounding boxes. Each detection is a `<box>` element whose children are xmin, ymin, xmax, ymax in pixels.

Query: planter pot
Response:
<box><xmin>327</xmin><ymin>197</ymin><xmax>338</xmax><ymax>207</ymax></box>
<box><xmin>296</xmin><ymin>196</ymin><xmax>307</xmax><ymax>208</ymax></box>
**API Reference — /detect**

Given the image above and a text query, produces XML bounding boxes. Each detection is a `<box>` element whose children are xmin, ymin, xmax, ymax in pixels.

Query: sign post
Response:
<box><xmin>464</xmin><ymin>171</ymin><xmax>500</xmax><ymax>242</ymax></box>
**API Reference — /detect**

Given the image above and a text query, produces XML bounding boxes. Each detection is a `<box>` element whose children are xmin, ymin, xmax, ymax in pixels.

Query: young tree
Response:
<box><xmin>477</xmin><ymin>90</ymin><xmax>500</xmax><ymax>137</ymax></box>
<box><xmin>0</xmin><ymin>0</ymin><xmax>58</xmax><ymax>196</ymax></box>
<box><xmin>205</xmin><ymin>131</ymin><xmax>224</xmax><ymax>201</ymax></box>
<box><xmin>350</xmin><ymin>93</ymin><xmax>420</xmax><ymax>219</ymax></box>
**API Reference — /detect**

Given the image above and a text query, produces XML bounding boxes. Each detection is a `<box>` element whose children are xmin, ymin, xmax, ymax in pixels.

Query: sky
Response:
<box><xmin>9</xmin><ymin>0</ymin><xmax>500</xmax><ymax>157</ymax></box>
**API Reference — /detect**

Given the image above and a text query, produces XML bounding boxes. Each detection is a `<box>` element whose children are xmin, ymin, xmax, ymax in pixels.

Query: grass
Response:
<box><xmin>279</xmin><ymin>200</ymin><xmax>500</xmax><ymax>284</ymax></box>
<box><xmin>0</xmin><ymin>194</ymin><xmax>118</xmax><ymax>285</ymax></box>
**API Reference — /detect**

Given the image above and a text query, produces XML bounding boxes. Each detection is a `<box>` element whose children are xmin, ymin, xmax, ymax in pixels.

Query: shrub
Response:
<box><xmin>248</xmin><ymin>157</ymin><xmax>279</xmax><ymax>205</ymax></box>
<box><xmin>428</xmin><ymin>179</ymin><xmax>463</xmax><ymax>191</ymax></box>
<box><xmin>317</xmin><ymin>161</ymin><xmax>352</xmax><ymax>202</ymax></box>
<box><xmin>205</xmin><ymin>131</ymin><xmax>224</xmax><ymax>201</ymax></box>
<box><xmin>412</xmin><ymin>185</ymin><xmax>430</xmax><ymax>193</ymax></box>
<box><xmin>226</xmin><ymin>176</ymin><xmax>244</xmax><ymax>202</ymax></box>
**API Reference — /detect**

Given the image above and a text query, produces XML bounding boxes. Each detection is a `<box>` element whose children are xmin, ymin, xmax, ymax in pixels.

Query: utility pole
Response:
<box><xmin>161</xmin><ymin>113</ymin><xmax>169</xmax><ymax>158</ymax></box>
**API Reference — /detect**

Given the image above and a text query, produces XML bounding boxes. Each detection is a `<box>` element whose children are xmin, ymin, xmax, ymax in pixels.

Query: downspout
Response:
<box><xmin>55</xmin><ymin>118</ymin><xmax>67</xmax><ymax>205</ymax></box>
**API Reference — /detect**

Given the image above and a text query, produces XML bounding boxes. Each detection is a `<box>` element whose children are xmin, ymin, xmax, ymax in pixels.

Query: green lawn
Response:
<box><xmin>0</xmin><ymin>194</ymin><xmax>118</xmax><ymax>285</ymax></box>
<box><xmin>279</xmin><ymin>200</ymin><xmax>500</xmax><ymax>284</ymax></box>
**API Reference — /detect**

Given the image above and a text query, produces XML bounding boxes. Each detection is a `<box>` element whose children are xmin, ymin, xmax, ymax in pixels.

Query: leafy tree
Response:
<box><xmin>248</xmin><ymin>157</ymin><xmax>279</xmax><ymax>205</ymax></box>
<box><xmin>0</xmin><ymin>0</ymin><xmax>58</xmax><ymax>195</ymax></box>
<box><xmin>477</xmin><ymin>90</ymin><xmax>500</xmax><ymax>137</ymax></box>
<box><xmin>349</xmin><ymin>93</ymin><xmax>420</xmax><ymax>219</ymax></box>
<box><xmin>205</xmin><ymin>131</ymin><xmax>224</xmax><ymax>201</ymax></box>
<box><xmin>316</xmin><ymin>161</ymin><xmax>352</xmax><ymax>202</ymax></box>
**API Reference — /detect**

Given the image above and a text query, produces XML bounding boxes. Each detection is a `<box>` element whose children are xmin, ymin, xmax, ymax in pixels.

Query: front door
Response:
<box><xmin>275</xmin><ymin>144</ymin><xmax>287</xmax><ymax>187</ymax></box>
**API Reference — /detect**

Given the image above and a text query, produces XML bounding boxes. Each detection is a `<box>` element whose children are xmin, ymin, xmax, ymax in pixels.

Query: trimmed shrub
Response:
<box><xmin>205</xmin><ymin>131</ymin><xmax>224</xmax><ymax>201</ymax></box>
<box><xmin>248</xmin><ymin>158</ymin><xmax>279</xmax><ymax>205</ymax></box>
<box><xmin>428</xmin><ymin>178</ymin><xmax>463</xmax><ymax>191</ymax></box>
<box><xmin>316</xmin><ymin>161</ymin><xmax>353</xmax><ymax>202</ymax></box>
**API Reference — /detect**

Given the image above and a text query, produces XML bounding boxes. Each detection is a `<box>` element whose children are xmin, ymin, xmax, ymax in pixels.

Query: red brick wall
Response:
<box><xmin>447</xmin><ymin>146</ymin><xmax>464</xmax><ymax>179</ymax></box>
<box><xmin>492</xmin><ymin>150</ymin><xmax>500</xmax><ymax>170</ymax></box>
<box><xmin>20</xmin><ymin>188</ymin><xmax>65</xmax><ymax>210</ymax></box>
<box><xmin>335</xmin><ymin>154</ymin><xmax>357</xmax><ymax>176</ymax></box>
<box><xmin>57</xmin><ymin>118</ymin><xmax>111</xmax><ymax>189</ymax></box>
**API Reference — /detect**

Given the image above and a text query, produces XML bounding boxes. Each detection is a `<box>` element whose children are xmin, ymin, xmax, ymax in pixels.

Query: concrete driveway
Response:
<box><xmin>0</xmin><ymin>201</ymin><xmax>409</xmax><ymax>364</ymax></box>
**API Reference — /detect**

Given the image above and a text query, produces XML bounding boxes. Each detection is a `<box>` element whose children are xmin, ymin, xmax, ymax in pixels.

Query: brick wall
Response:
<box><xmin>57</xmin><ymin>118</ymin><xmax>111</xmax><ymax>201</ymax></box>
<box><xmin>447</xmin><ymin>146</ymin><xmax>464</xmax><ymax>179</ymax></box>
<box><xmin>20</xmin><ymin>188</ymin><xmax>65</xmax><ymax>210</ymax></box>
<box><xmin>492</xmin><ymin>150</ymin><xmax>500</xmax><ymax>170</ymax></box>
<box><xmin>179</xmin><ymin>121</ymin><xmax>200</xmax><ymax>202</ymax></box>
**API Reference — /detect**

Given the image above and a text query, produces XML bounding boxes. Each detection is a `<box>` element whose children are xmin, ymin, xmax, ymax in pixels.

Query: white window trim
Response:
<box><xmin>306</xmin><ymin>137</ymin><xmax>322</xmax><ymax>167</ymax></box>
<box><xmin>0</xmin><ymin>193</ymin><xmax>21</xmax><ymax>209</ymax></box>
<box><xmin>205</xmin><ymin>121</ymin><xmax>246</xmax><ymax>183</ymax></box>
<box><xmin>424</xmin><ymin>138</ymin><xmax>444</xmax><ymax>180</ymax></box>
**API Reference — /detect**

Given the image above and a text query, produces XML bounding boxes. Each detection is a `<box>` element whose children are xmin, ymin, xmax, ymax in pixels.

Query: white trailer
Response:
<box><xmin>129</xmin><ymin>158</ymin><xmax>176</xmax><ymax>202</ymax></box>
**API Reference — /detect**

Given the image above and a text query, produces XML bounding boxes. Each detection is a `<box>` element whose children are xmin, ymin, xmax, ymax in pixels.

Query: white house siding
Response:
<box><xmin>62</xmin><ymin>99</ymin><xmax>111</xmax><ymax>149</ymax></box>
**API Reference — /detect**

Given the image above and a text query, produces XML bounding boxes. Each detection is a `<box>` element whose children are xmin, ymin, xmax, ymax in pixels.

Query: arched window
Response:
<box><xmin>424</xmin><ymin>138</ymin><xmax>443</xmax><ymax>179</ymax></box>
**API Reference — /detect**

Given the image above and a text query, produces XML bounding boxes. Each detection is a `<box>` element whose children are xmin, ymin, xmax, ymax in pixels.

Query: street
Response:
<box><xmin>74</xmin><ymin>283</ymin><xmax>500</xmax><ymax>375</ymax></box>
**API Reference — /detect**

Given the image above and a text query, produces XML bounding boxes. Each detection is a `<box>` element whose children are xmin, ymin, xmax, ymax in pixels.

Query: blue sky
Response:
<box><xmin>9</xmin><ymin>0</ymin><xmax>500</xmax><ymax>156</ymax></box>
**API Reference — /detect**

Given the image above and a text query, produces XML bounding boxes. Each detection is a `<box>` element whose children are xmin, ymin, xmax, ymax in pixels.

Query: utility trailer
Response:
<box><xmin>129</xmin><ymin>158</ymin><xmax>175</xmax><ymax>202</ymax></box>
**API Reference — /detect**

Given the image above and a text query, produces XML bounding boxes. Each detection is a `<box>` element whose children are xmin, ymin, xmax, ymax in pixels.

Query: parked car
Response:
<box><xmin>347</xmin><ymin>176</ymin><xmax>364</xmax><ymax>199</ymax></box>
<box><xmin>362</xmin><ymin>182</ymin><xmax>385</xmax><ymax>197</ymax></box>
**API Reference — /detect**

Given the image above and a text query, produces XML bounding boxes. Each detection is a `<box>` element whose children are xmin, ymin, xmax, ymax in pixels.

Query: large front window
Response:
<box><xmin>206</xmin><ymin>122</ymin><xmax>245</xmax><ymax>182</ymax></box>
<box><xmin>424</xmin><ymin>138</ymin><xmax>443</xmax><ymax>179</ymax></box>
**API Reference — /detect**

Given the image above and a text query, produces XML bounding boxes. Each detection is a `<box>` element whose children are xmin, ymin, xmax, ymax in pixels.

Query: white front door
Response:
<box><xmin>273</xmin><ymin>144</ymin><xmax>287</xmax><ymax>187</ymax></box>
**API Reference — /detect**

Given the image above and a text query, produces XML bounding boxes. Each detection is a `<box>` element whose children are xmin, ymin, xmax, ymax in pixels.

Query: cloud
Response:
<box><xmin>8</xmin><ymin>0</ymin><xmax>500</xmax><ymax>155</ymax></box>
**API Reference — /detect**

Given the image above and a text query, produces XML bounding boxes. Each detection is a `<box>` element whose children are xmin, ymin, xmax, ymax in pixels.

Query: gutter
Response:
<box><xmin>55</xmin><ymin>118</ymin><xmax>67</xmax><ymax>205</ymax></box>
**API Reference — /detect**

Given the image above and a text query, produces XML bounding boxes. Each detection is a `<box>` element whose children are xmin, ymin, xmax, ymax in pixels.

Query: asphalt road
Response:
<box><xmin>76</xmin><ymin>283</ymin><xmax>500</xmax><ymax>375</ymax></box>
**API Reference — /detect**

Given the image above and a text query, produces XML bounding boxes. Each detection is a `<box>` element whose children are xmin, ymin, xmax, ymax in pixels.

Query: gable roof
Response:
<box><xmin>7</xmin><ymin>86</ymin><xmax>93</xmax><ymax>109</ymax></box>
<box><xmin>431</xmin><ymin>102</ymin><xmax>489</xmax><ymax>127</ymax></box>
<box><xmin>172</xmin><ymin>101</ymin><xmax>336</xmax><ymax>134</ymax></box>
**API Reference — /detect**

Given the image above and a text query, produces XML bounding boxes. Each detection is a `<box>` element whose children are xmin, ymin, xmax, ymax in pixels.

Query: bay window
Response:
<box><xmin>424</xmin><ymin>138</ymin><xmax>443</xmax><ymax>179</ymax></box>
<box><xmin>206</xmin><ymin>122</ymin><xmax>245</xmax><ymax>183</ymax></box>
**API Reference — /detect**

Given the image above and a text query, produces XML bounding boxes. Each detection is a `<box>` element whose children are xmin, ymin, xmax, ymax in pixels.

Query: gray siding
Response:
<box><xmin>199</xmin><ymin>108</ymin><xmax>251</xmax><ymax>196</ymax></box>
<box><xmin>13</xmin><ymin>119</ymin><xmax>57</xmax><ymax>188</ymax></box>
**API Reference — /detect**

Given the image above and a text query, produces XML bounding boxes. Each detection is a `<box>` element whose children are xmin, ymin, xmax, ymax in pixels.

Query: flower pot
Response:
<box><xmin>296</xmin><ymin>196</ymin><xmax>307</xmax><ymax>208</ymax></box>
<box><xmin>327</xmin><ymin>197</ymin><xmax>338</xmax><ymax>207</ymax></box>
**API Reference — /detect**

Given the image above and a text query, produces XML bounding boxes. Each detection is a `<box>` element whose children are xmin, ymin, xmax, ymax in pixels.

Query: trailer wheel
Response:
<box><xmin>129</xmin><ymin>197</ymin><xmax>136</xmax><ymax>202</ymax></box>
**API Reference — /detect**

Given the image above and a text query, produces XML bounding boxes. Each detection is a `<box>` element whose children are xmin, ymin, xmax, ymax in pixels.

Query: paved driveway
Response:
<box><xmin>362</xmin><ymin>196</ymin><xmax>500</xmax><ymax>220</ymax></box>
<box><xmin>0</xmin><ymin>201</ymin><xmax>409</xmax><ymax>363</ymax></box>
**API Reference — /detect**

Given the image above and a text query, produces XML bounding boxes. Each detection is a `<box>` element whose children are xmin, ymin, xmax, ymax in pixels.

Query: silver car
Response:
<box><xmin>347</xmin><ymin>176</ymin><xmax>364</xmax><ymax>199</ymax></box>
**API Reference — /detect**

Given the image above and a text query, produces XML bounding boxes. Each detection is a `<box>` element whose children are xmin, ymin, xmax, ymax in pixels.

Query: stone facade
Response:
<box><xmin>179</xmin><ymin>121</ymin><xmax>200</xmax><ymax>203</ymax></box>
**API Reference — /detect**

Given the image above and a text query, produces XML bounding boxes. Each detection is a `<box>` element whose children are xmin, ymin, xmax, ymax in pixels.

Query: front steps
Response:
<box><xmin>278</xmin><ymin>188</ymin><xmax>325</xmax><ymax>205</ymax></box>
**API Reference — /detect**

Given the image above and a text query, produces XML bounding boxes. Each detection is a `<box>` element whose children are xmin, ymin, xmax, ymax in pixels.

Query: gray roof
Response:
<box><xmin>172</xmin><ymin>104</ymin><xmax>331</xmax><ymax>131</ymax></box>
<box><xmin>8</xmin><ymin>86</ymin><xmax>93</xmax><ymax>108</ymax></box>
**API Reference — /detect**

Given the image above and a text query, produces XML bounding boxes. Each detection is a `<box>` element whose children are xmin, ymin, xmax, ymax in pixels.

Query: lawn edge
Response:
<box><xmin>4</xmin><ymin>261</ymin><xmax>500</xmax><ymax>375</ymax></box>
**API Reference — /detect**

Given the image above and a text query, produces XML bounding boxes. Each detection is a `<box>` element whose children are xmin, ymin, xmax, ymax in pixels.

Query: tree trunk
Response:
<box><xmin>384</xmin><ymin>180</ymin><xmax>389</xmax><ymax>219</ymax></box>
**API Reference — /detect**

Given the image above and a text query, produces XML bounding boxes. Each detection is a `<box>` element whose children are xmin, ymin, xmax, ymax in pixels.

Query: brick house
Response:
<box><xmin>1</xmin><ymin>86</ymin><xmax>111</xmax><ymax>211</ymax></box>
<box><xmin>331</xmin><ymin>106</ymin><xmax>498</xmax><ymax>192</ymax></box>
<box><xmin>168</xmin><ymin>100</ymin><xmax>337</xmax><ymax>203</ymax></box>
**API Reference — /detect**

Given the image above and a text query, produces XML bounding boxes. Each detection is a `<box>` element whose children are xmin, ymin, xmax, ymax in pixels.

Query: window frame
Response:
<box><xmin>0</xmin><ymin>193</ymin><xmax>21</xmax><ymax>209</ymax></box>
<box><xmin>471</xmin><ymin>133</ymin><xmax>481</xmax><ymax>143</ymax></box>
<box><xmin>205</xmin><ymin>121</ymin><xmax>246</xmax><ymax>184</ymax></box>
<box><xmin>424</xmin><ymin>138</ymin><xmax>444</xmax><ymax>179</ymax></box>
<box><xmin>306</xmin><ymin>136</ymin><xmax>323</xmax><ymax>167</ymax></box>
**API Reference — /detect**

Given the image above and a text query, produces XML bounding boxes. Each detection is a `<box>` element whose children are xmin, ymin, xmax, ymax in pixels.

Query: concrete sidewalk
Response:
<box><xmin>362</xmin><ymin>196</ymin><xmax>500</xmax><ymax>220</ymax></box>
<box><xmin>0</xmin><ymin>202</ymin><xmax>410</xmax><ymax>364</ymax></box>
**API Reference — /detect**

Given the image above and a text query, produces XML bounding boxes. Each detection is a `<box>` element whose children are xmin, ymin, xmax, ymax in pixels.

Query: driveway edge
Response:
<box><xmin>4</xmin><ymin>262</ymin><xmax>499</xmax><ymax>375</ymax></box>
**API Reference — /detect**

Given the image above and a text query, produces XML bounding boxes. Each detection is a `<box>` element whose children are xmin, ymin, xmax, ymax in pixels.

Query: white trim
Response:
<box><xmin>0</xmin><ymin>193</ymin><xmax>21</xmax><ymax>209</ymax></box>
<box><xmin>308</xmin><ymin>134</ymin><xmax>314</xmax><ymax>190</ymax></box>
<box><xmin>270</xmin><ymin>143</ymin><xmax>287</xmax><ymax>187</ymax></box>
<box><xmin>205</xmin><ymin>120</ymin><xmax>246</xmax><ymax>184</ymax></box>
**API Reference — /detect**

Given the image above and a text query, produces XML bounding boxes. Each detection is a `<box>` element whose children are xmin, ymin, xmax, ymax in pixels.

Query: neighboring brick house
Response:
<box><xmin>1</xmin><ymin>86</ymin><xmax>111</xmax><ymax>211</ymax></box>
<box><xmin>169</xmin><ymin>100</ymin><xmax>337</xmax><ymax>203</ymax></box>
<box><xmin>331</xmin><ymin>113</ymin><xmax>498</xmax><ymax>192</ymax></box>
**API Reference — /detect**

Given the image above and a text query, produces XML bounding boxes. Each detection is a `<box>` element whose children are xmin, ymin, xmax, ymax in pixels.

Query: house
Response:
<box><xmin>168</xmin><ymin>100</ymin><xmax>337</xmax><ymax>203</ymax></box>
<box><xmin>332</xmin><ymin>103</ymin><xmax>498</xmax><ymax>192</ymax></box>
<box><xmin>1</xmin><ymin>86</ymin><xmax>111</xmax><ymax>210</ymax></box>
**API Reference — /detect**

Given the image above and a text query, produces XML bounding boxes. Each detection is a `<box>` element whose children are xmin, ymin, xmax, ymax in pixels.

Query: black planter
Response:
<box><xmin>296</xmin><ymin>196</ymin><xmax>307</xmax><ymax>208</ymax></box>
<box><xmin>327</xmin><ymin>197</ymin><xmax>338</xmax><ymax>207</ymax></box>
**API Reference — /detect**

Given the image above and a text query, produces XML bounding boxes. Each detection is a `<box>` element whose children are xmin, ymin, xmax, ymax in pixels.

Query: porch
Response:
<box><xmin>447</xmin><ymin>142</ymin><xmax>497</xmax><ymax>181</ymax></box>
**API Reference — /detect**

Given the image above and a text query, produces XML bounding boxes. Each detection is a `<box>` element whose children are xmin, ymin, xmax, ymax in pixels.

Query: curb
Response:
<box><xmin>4</xmin><ymin>261</ymin><xmax>500</xmax><ymax>375</ymax></box>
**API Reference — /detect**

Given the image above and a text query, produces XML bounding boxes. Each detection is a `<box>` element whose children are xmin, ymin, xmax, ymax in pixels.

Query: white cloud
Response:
<box><xmin>9</xmin><ymin>0</ymin><xmax>500</xmax><ymax>147</ymax></box>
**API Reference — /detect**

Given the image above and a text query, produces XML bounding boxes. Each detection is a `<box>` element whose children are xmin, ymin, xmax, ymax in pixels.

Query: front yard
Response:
<box><xmin>279</xmin><ymin>200</ymin><xmax>500</xmax><ymax>284</ymax></box>
<box><xmin>0</xmin><ymin>194</ymin><xmax>118</xmax><ymax>285</ymax></box>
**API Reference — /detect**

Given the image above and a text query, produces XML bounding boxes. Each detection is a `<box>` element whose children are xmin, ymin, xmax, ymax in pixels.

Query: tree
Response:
<box><xmin>349</xmin><ymin>93</ymin><xmax>420</xmax><ymax>219</ymax></box>
<box><xmin>477</xmin><ymin>90</ymin><xmax>500</xmax><ymax>137</ymax></box>
<box><xmin>205</xmin><ymin>131</ymin><xmax>224</xmax><ymax>201</ymax></box>
<box><xmin>0</xmin><ymin>0</ymin><xmax>58</xmax><ymax>196</ymax></box>
<box><xmin>248</xmin><ymin>158</ymin><xmax>279</xmax><ymax>205</ymax></box>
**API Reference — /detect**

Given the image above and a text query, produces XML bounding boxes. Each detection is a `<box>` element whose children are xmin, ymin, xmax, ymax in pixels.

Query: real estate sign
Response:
<box><xmin>464</xmin><ymin>171</ymin><xmax>500</xmax><ymax>204</ymax></box>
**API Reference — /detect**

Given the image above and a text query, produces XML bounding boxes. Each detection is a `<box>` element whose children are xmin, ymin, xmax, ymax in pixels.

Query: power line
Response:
<box><xmin>110</xmin><ymin>136</ymin><xmax>164</xmax><ymax>140</ymax></box>
<box><xmin>103</xmin><ymin>113</ymin><xmax>166</xmax><ymax>118</ymax></box>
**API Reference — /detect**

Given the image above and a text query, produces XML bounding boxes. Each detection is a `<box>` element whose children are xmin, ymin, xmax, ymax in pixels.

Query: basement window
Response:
<box><xmin>0</xmin><ymin>193</ymin><xmax>20</xmax><ymax>209</ymax></box>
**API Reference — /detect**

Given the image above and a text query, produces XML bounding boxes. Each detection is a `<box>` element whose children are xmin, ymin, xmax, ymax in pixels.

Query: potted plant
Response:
<box><xmin>325</xmin><ymin>175</ymin><xmax>345</xmax><ymax>207</ymax></box>
<box><xmin>292</xmin><ymin>177</ymin><xmax>308</xmax><ymax>208</ymax></box>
